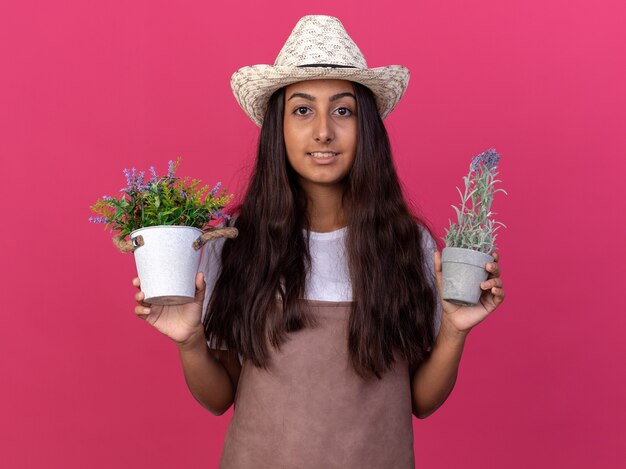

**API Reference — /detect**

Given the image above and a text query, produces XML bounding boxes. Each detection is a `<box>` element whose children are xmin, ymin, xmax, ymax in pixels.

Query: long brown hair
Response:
<box><xmin>204</xmin><ymin>81</ymin><xmax>438</xmax><ymax>380</ymax></box>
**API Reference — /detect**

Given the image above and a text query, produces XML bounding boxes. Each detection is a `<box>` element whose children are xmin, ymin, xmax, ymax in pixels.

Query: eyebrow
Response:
<box><xmin>287</xmin><ymin>92</ymin><xmax>356</xmax><ymax>102</ymax></box>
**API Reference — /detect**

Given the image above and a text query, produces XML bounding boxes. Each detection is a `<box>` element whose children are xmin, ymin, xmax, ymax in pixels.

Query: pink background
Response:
<box><xmin>2</xmin><ymin>1</ymin><xmax>624</xmax><ymax>468</ymax></box>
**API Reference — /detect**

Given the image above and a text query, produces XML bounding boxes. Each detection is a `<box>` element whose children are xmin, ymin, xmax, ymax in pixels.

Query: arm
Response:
<box><xmin>410</xmin><ymin>323</ymin><xmax>468</xmax><ymax>419</ymax></box>
<box><xmin>133</xmin><ymin>272</ymin><xmax>237</xmax><ymax>417</ymax></box>
<box><xmin>410</xmin><ymin>228</ymin><xmax>465</xmax><ymax>418</ymax></box>
<box><xmin>177</xmin><ymin>329</ymin><xmax>238</xmax><ymax>416</ymax></box>
<box><xmin>179</xmin><ymin>234</ymin><xmax>241</xmax><ymax>415</ymax></box>
<box><xmin>411</xmin><ymin>241</ymin><xmax>506</xmax><ymax>419</ymax></box>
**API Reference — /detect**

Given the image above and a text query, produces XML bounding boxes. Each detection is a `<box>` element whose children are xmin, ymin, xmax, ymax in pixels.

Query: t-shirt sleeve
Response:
<box><xmin>199</xmin><ymin>229</ymin><xmax>229</xmax><ymax>351</ymax></box>
<box><xmin>419</xmin><ymin>225</ymin><xmax>442</xmax><ymax>338</ymax></box>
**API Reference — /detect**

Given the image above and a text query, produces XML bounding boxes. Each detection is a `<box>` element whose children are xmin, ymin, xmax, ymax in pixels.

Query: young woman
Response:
<box><xmin>132</xmin><ymin>15</ymin><xmax>505</xmax><ymax>468</ymax></box>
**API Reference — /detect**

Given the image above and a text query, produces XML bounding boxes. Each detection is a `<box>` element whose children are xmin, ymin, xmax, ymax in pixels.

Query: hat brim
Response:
<box><xmin>230</xmin><ymin>64</ymin><xmax>410</xmax><ymax>127</ymax></box>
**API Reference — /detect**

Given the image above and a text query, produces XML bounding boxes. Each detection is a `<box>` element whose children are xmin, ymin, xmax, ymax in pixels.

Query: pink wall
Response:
<box><xmin>2</xmin><ymin>1</ymin><xmax>624</xmax><ymax>468</ymax></box>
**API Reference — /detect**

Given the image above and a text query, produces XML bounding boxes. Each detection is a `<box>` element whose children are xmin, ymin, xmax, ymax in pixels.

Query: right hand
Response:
<box><xmin>133</xmin><ymin>272</ymin><xmax>207</xmax><ymax>347</ymax></box>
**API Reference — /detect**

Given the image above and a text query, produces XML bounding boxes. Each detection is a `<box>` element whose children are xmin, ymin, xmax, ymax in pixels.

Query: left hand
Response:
<box><xmin>433</xmin><ymin>250</ymin><xmax>505</xmax><ymax>336</ymax></box>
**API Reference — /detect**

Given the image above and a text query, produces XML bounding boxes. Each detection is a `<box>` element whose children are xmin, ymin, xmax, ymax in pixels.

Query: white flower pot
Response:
<box><xmin>130</xmin><ymin>225</ymin><xmax>204</xmax><ymax>305</ymax></box>
<box><xmin>441</xmin><ymin>247</ymin><xmax>494</xmax><ymax>306</ymax></box>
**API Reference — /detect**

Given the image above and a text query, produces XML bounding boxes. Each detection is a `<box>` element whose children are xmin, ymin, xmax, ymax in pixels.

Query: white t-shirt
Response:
<box><xmin>199</xmin><ymin>225</ymin><xmax>442</xmax><ymax>358</ymax></box>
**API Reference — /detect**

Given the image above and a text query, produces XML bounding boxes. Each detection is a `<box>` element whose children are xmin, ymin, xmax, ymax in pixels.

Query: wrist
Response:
<box><xmin>176</xmin><ymin>327</ymin><xmax>207</xmax><ymax>352</ymax></box>
<box><xmin>437</xmin><ymin>319</ymin><xmax>469</xmax><ymax>346</ymax></box>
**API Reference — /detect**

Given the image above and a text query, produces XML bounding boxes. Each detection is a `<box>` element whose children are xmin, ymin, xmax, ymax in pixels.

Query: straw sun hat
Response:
<box><xmin>230</xmin><ymin>14</ymin><xmax>410</xmax><ymax>128</ymax></box>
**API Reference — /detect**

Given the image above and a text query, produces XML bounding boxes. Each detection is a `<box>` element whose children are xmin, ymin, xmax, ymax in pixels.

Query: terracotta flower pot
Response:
<box><xmin>441</xmin><ymin>247</ymin><xmax>494</xmax><ymax>306</ymax></box>
<box><xmin>131</xmin><ymin>225</ymin><xmax>204</xmax><ymax>305</ymax></box>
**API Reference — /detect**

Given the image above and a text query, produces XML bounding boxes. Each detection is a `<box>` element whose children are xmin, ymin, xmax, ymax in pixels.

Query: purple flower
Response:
<box><xmin>210</xmin><ymin>208</ymin><xmax>231</xmax><ymax>220</ymax></box>
<box><xmin>101</xmin><ymin>195</ymin><xmax>114</xmax><ymax>201</ymax></box>
<box><xmin>89</xmin><ymin>216</ymin><xmax>110</xmax><ymax>224</ymax></box>
<box><xmin>137</xmin><ymin>170</ymin><xmax>145</xmax><ymax>189</ymax></box>
<box><xmin>470</xmin><ymin>148</ymin><xmax>501</xmax><ymax>172</ymax></box>
<box><xmin>123</xmin><ymin>168</ymin><xmax>132</xmax><ymax>187</ymax></box>
<box><xmin>167</xmin><ymin>160</ymin><xmax>175</xmax><ymax>178</ymax></box>
<box><xmin>149</xmin><ymin>166</ymin><xmax>158</xmax><ymax>182</ymax></box>
<box><xmin>122</xmin><ymin>167</ymin><xmax>147</xmax><ymax>191</ymax></box>
<box><xmin>179</xmin><ymin>190</ymin><xmax>187</xmax><ymax>198</ymax></box>
<box><xmin>210</xmin><ymin>181</ymin><xmax>222</xmax><ymax>198</ymax></box>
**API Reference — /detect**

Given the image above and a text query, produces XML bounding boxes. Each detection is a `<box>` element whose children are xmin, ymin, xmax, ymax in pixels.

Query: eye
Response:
<box><xmin>294</xmin><ymin>106</ymin><xmax>310</xmax><ymax>116</ymax></box>
<box><xmin>335</xmin><ymin>107</ymin><xmax>354</xmax><ymax>117</ymax></box>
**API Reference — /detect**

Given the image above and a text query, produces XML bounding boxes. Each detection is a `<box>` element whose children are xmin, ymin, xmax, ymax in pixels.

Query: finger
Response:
<box><xmin>481</xmin><ymin>278</ymin><xmax>503</xmax><ymax>290</ymax></box>
<box><xmin>133</xmin><ymin>289</ymin><xmax>152</xmax><ymax>309</ymax></box>
<box><xmin>433</xmin><ymin>251</ymin><xmax>443</xmax><ymax>294</ymax></box>
<box><xmin>132</xmin><ymin>277</ymin><xmax>141</xmax><ymax>289</ymax></box>
<box><xmin>491</xmin><ymin>287</ymin><xmax>505</xmax><ymax>305</ymax></box>
<box><xmin>134</xmin><ymin>304</ymin><xmax>151</xmax><ymax>317</ymax></box>
<box><xmin>194</xmin><ymin>271</ymin><xmax>206</xmax><ymax>304</ymax></box>
<box><xmin>485</xmin><ymin>262</ymin><xmax>501</xmax><ymax>278</ymax></box>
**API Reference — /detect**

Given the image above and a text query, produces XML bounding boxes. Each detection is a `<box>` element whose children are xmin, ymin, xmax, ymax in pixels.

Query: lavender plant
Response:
<box><xmin>443</xmin><ymin>149</ymin><xmax>507</xmax><ymax>254</ymax></box>
<box><xmin>89</xmin><ymin>158</ymin><xmax>234</xmax><ymax>238</ymax></box>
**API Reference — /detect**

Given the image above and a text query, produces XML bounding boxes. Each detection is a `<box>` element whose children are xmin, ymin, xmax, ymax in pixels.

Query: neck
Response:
<box><xmin>301</xmin><ymin>182</ymin><xmax>348</xmax><ymax>232</ymax></box>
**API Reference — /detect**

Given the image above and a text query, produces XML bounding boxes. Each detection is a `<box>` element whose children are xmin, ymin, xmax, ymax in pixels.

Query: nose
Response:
<box><xmin>314</xmin><ymin>113</ymin><xmax>334</xmax><ymax>143</ymax></box>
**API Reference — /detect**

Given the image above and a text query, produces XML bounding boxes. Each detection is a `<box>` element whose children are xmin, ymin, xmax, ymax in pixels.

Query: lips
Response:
<box><xmin>308</xmin><ymin>152</ymin><xmax>339</xmax><ymax>158</ymax></box>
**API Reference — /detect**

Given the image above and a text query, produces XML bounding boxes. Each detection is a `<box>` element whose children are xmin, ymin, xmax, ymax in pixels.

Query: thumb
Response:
<box><xmin>194</xmin><ymin>271</ymin><xmax>206</xmax><ymax>305</ymax></box>
<box><xmin>433</xmin><ymin>250</ymin><xmax>443</xmax><ymax>295</ymax></box>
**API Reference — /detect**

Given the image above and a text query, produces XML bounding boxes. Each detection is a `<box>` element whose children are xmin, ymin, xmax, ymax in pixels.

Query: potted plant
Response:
<box><xmin>441</xmin><ymin>148</ymin><xmax>507</xmax><ymax>306</ymax></box>
<box><xmin>89</xmin><ymin>158</ymin><xmax>238</xmax><ymax>305</ymax></box>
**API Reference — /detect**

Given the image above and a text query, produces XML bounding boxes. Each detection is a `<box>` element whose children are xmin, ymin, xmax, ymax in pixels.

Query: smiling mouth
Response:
<box><xmin>308</xmin><ymin>152</ymin><xmax>339</xmax><ymax>159</ymax></box>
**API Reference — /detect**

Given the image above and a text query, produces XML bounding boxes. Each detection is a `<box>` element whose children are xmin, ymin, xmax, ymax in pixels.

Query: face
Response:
<box><xmin>283</xmin><ymin>79</ymin><xmax>358</xmax><ymax>192</ymax></box>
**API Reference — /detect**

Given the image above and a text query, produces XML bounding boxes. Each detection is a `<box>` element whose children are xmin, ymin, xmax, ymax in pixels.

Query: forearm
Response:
<box><xmin>177</xmin><ymin>331</ymin><xmax>235</xmax><ymax>416</ymax></box>
<box><xmin>411</xmin><ymin>321</ymin><xmax>468</xmax><ymax>419</ymax></box>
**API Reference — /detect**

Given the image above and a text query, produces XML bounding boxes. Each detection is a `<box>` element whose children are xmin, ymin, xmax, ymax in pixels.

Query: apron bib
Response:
<box><xmin>219</xmin><ymin>299</ymin><xmax>415</xmax><ymax>469</ymax></box>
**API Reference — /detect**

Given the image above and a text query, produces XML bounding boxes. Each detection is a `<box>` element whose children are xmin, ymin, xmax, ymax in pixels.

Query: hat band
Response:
<box><xmin>297</xmin><ymin>63</ymin><xmax>358</xmax><ymax>68</ymax></box>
